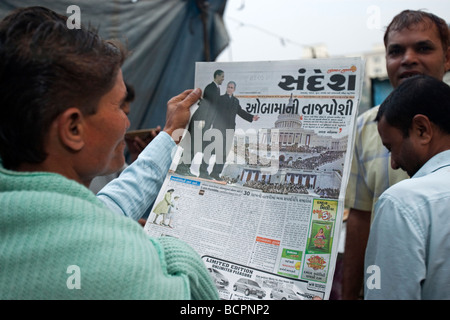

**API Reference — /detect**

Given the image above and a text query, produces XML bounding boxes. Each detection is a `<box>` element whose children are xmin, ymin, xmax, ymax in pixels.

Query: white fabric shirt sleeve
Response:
<box><xmin>97</xmin><ymin>131</ymin><xmax>176</xmax><ymax>221</ymax></box>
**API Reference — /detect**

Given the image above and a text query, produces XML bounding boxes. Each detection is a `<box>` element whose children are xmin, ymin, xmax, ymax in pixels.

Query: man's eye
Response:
<box><xmin>418</xmin><ymin>46</ymin><xmax>432</xmax><ymax>52</ymax></box>
<box><xmin>388</xmin><ymin>48</ymin><xmax>401</xmax><ymax>56</ymax></box>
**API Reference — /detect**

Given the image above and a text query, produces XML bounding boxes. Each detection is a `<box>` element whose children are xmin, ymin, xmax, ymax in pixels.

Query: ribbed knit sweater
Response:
<box><xmin>0</xmin><ymin>163</ymin><xmax>218</xmax><ymax>300</ymax></box>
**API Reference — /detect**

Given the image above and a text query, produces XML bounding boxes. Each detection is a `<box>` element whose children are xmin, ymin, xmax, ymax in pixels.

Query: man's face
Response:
<box><xmin>215</xmin><ymin>73</ymin><xmax>225</xmax><ymax>85</ymax></box>
<box><xmin>385</xmin><ymin>21</ymin><xmax>450</xmax><ymax>88</ymax></box>
<box><xmin>377</xmin><ymin>116</ymin><xmax>422</xmax><ymax>177</ymax></box>
<box><xmin>226</xmin><ymin>83</ymin><xmax>235</xmax><ymax>95</ymax></box>
<box><xmin>84</xmin><ymin>69</ymin><xmax>130</xmax><ymax>178</ymax></box>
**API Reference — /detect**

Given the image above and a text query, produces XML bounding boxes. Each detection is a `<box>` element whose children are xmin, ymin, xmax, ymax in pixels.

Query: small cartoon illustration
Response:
<box><xmin>164</xmin><ymin>195</ymin><xmax>180</xmax><ymax>228</ymax></box>
<box><xmin>152</xmin><ymin>189</ymin><xmax>174</xmax><ymax>225</ymax></box>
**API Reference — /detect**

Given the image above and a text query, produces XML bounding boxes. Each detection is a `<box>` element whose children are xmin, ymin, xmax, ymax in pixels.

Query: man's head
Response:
<box><xmin>384</xmin><ymin>10</ymin><xmax>450</xmax><ymax>88</ymax></box>
<box><xmin>213</xmin><ymin>69</ymin><xmax>225</xmax><ymax>85</ymax></box>
<box><xmin>0</xmin><ymin>6</ymin><xmax>129</xmax><ymax>185</ymax></box>
<box><xmin>376</xmin><ymin>75</ymin><xmax>450</xmax><ymax>177</ymax></box>
<box><xmin>226</xmin><ymin>81</ymin><xmax>236</xmax><ymax>96</ymax></box>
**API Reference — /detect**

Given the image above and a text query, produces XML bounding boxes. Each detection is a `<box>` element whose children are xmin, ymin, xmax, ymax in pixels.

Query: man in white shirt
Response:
<box><xmin>365</xmin><ymin>75</ymin><xmax>450</xmax><ymax>299</ymax></box>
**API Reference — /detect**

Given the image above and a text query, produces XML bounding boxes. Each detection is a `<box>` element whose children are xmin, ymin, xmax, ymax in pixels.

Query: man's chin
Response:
<box><xmin>106</xmin><ymin>157</ymin><xmax>126</xmax><ymax>175</ymax></box>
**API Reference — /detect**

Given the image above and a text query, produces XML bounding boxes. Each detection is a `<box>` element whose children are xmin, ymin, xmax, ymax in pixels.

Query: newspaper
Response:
<box><xmin>144</xmin><ymin>58</ymin><xmax>364</xmax><ymax>300</ymax></box>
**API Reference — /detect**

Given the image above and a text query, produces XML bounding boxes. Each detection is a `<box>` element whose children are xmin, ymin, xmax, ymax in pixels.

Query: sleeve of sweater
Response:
<box><xmin>152</xmin><ymin>236</ymin><xmax>219</xmax><ymax>300</ymax></box>
<box><xmin>97</xmin><ymin>132</ymin><xmax>176</xmax><ymax>221</ymax></box>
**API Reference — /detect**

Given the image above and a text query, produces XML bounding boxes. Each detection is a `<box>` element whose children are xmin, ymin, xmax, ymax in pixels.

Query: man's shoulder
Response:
<box><xmin>205</xmin><ymin>82</ymin><xmax>216</xmax><ymax>90</ymax></box>
<box><xmin>355</xmin><ymin>105</ymin><xmax>381</xmax><ymax>141</ymax></box>
<box><xmin>219</xmin><ymin>94</ymin><xmax>238</xmax><ymax>101</ymax></box>
<box><xmin>379</xmin><ymin>173</ymin><xmax>436</xmax><ymax>208</ymax></box>
<box><xmin>357</xmin><ymin>105</ymin><xmax>380</xmax><ymax>125</ymax></box>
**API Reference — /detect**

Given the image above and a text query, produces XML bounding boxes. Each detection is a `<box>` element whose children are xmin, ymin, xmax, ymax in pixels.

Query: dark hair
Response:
<box><xmin>0</xmin><ymin>6</ymin><xmax>127</xmax><ymax>169</ymax></box>
<box><xmin>384</xmin><ymin>10</ymin><xmax>450</xmax><ymax>52</ymax></box>
<box><xmin>213</xmin><ymin>69</ymin><xmax>224</xmax><ymax>78</ymax></box>
<box><xmin>376</xmin><ymin>75</ymin><xmax>450</xmax><ymax>137</ymax></box>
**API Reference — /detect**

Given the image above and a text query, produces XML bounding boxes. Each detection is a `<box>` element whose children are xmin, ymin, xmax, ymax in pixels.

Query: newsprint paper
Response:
<box><xmin>144</xmin><ymin>58</ymin><xmax>364</xmax><ymax>300</ymax></box>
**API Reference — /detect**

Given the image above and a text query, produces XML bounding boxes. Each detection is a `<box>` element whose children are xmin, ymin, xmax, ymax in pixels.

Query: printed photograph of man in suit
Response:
<box><xmin>176</xmin><ymin>69</ymin><xmax>224</xmax><ymax>177</ymax></box>
<box><xmin>205</xmin><ymin>81</ymin><xmax>260</xmax><ymax>180</ymax></box>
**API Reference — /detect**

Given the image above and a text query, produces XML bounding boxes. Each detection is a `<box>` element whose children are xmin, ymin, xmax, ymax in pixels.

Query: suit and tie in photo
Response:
<box><xmin>203</xmin><ymin>81</ymin><xmax>260</xmax><ymax>180</ymax></box>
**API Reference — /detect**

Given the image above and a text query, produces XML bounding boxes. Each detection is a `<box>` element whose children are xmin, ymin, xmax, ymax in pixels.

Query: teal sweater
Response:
<box><xmin>0</xmin><ymin>163</ymin><xmax>218</xmax><ymax>300</ymax></box>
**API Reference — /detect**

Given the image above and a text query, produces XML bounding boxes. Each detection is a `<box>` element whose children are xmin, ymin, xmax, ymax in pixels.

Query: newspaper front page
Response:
<box><xmin>144</xmin><ymin>58</ymin><xmax>364</xmax><ymax>300</ymax></box>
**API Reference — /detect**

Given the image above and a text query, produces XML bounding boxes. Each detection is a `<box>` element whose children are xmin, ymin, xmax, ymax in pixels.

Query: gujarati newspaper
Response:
<box><xmin>144</xmin><ymin>58</ymin><xmax>364</xmax><ymax>300</ymax></box>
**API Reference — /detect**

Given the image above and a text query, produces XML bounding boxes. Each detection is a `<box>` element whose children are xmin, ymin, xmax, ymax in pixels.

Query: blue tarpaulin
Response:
<box><xmin>0</xmin><ymin>0</ymin><xmax>229</xmax><ymax>132</ymax></box>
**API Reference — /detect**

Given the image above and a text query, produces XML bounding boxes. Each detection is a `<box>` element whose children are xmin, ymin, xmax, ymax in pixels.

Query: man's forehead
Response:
<box><xmin>386</xmin><ymin>21</ymin><xmax>440</xmax><ymax>43</ymax></box>
<box><xmin>377</xmin><ymin>115</ymin><xmax>389</xmax><ymax>133</ymax></box>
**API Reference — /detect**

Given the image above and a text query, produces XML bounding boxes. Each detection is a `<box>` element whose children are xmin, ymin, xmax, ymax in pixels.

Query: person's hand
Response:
<box><xmin>163</xmin><ymin>88</ymin><xmax>202</xmax><ymax>144</ymax></box>
<box><xmin>129</xmin><ymin>126</ymin><xmax>160</xmax><ymax>162</ymax></box>
<box><xmin>125</xmin><ymin>125</ymin><xmax>162</xmax><ymax>162</ymax></box>
<box><xmin>146</xmin><ymin>125</ymin><xmax>162</xmax><ymax>142</ymax></box>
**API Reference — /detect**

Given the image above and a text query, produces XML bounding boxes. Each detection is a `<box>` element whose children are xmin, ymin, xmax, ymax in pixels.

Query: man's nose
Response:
<box><xmin>401</xmin><ymin>48</ymin><xmax>419</xmax><ymax>65</ymax></box>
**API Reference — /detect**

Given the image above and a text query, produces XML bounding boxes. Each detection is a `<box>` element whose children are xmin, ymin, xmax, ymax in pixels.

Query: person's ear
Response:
<box><xmin>57</xmin><ymin>108</ymin><xmax>85</xmax><ymax>151</ymax></box>
<box><xmin>445</xmin><ymin>46</ymin><xmax>450</xmax><ymax>72</ymax></box>
<box><xmin>411</xmin><ymin>114</ymin><xmax>432</xmax><ymax>144</ymax></box>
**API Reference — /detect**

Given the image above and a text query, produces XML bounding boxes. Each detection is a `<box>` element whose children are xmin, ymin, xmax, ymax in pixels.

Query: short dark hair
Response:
<box><xmin>0</xmin><ymin>6</ymin><xmax>127</xmax><ymax>169</ymax></box>
<box><xmin>214</xmin><ymin>69</ymin><xmax>224</xmax><ymax>78</ymax></box>
<box><xmin>376</xmin><ymin>75</ymin><xmax>450</xmax><ymax>137</ymax></box>
<box><xmin>384</xmin><ymin>10</ymin><xmax>450</xmax><ymax>52</ymax></box>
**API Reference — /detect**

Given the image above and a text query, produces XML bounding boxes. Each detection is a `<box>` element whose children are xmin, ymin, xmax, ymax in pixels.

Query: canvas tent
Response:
<box><xmin>0</xmin><ymin>0</ymin><xmax>229</xmax><ymax>140</ymax></box>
